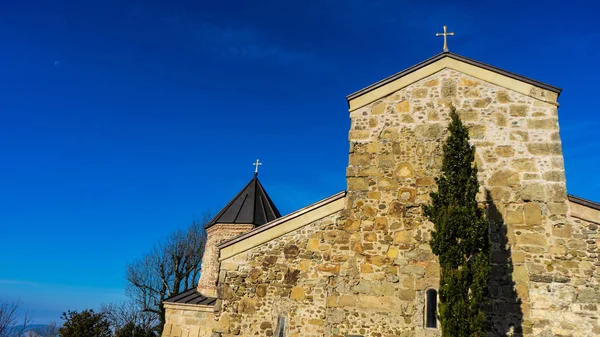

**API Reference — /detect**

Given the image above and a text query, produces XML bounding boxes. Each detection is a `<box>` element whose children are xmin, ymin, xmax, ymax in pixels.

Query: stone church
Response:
<box><xmin>161</xmin><ymin>50</ymin><xmax>600</xmax><ymax>337</ymax></box>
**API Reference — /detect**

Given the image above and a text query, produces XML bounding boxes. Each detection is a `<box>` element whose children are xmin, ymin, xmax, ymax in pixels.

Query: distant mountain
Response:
<box><xmin>7</xmin><ymin>324</ymin><xmax>59</xmax><ymax>336</ymax></box>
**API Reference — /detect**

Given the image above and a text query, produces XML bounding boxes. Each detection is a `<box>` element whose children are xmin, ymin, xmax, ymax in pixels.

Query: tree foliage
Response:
<box><xmin>424</xmin><ymin>108</ymin><xmax>491</xmax><ymax>336</ymax></box>
<box><xmin>125</xmin><ymin>216</ymin><xmax>209</xmax><ymax>331</ymax></box>
<box><xmin>114</xmin><ymin>322</ymin><xmax>156</xmax><ymax>337</ymax></box>
<box><xmin>58</xmin><ymin>309</ymin><xmax>111</xmax><ymax>337</ymax></box>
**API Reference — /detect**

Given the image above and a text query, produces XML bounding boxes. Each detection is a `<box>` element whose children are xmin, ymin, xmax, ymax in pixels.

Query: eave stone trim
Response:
<box><xmin>347</xmin><ymin>54</ymin><xmax>560</xmax><ymax>111</ymax></box>
<box><xmin>218</xmin><ymin>191</ymin><xmax>346</xmax><ymax>261</ymax></box>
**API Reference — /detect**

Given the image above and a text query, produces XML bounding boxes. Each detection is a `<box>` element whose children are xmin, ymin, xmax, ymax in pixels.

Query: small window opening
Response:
<box><xmin>275</xmin><ymin>315</ymin><xmax>286</xmax><ymax>337</ymax></box>
<box><xmin>426</xmin><ymin>289</ymin><xmax>438</xmax><ymax>328</ymax></box>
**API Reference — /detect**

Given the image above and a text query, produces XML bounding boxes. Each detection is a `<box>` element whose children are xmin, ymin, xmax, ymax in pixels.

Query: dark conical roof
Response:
<box><xmin>205</xmin><ymin>174</ymin><xmax>281</xmax><ymax>228</ymax></box>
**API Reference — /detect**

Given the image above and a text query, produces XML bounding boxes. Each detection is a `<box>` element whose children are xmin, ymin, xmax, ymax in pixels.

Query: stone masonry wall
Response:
<box><xmin>214</xmin><ymin>213</ymin><xmax>343</xmax><ymax>337</ymax></box>
<box><xmin>162</xmin><ymin>304</ymin><xmax>217</xmax><ymax>337</ymax></box>
<box><xmin>198</xmin><ymin>224</ymin><xmax>255</xmax><ymax>297</ymax></box>
<box><xmin>344</xmin><ymin>68</ymin><xmax>599</xmax><ymax>336</ymax></box>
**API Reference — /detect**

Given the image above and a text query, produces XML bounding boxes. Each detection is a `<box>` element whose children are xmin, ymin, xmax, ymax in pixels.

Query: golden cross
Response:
<box><xmin>253</xmin><ymin>159</ymin><xmax>262</xmax><ymax>176</ymax></box>
<box><xmin>436</xmin><ymin>25</ymin><xmax>454</xmax><ymax>52</ymax></box>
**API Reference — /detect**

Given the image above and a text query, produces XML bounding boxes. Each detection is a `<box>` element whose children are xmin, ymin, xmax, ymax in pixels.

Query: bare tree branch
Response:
<box><xmin>125</xmin><ymin>215</ymin><xmax>209</xmax><ymax>332</ymax></box>
<box><xmin>100</xmin><ymin>300</ymin><xmax>157</xmax><ymax>334</ymax></box>
<box><xmin>0</xmin><ymin>299</ymin><xmax>32</xmax><ymax>337</ymax></box>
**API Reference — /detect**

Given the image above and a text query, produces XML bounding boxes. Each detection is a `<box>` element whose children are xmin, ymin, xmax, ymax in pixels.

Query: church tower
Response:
<box><xmin>196</xmin><ymin>172</ymin><xmax>281</xmax><ymax>297</ymax></box>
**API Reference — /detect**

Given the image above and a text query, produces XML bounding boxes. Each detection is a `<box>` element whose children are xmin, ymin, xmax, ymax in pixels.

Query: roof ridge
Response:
<box><xmin>205</xmin><ymin>175</ymin><xmax>281</xmax><ymax>229</ymax></box>
<box><xmin>205</xmin><ymin>177</ymin><xmax>256</xmax><ymax>227</ymax></box>
<box><xmin>346</xmin><ymin>51</ymin><xmax>561</xmax><ymax>106</ymax></box>
<box><xmin>233</xmin><ymin>193</ymin><xmax>249</xmax><ymax>223</ymax></box>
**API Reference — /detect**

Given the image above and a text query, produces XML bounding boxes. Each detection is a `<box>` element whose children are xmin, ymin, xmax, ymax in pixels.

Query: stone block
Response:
<box><xmin>458</xmin><ymin>108</ymin><xmax>478</xmax><ymax>121</ymax></box>
<box><xmin>495</xmin><ymin>145</ymin><xmax>515</xmax><ymax>157</ymax></box>
<box><xmin>349</xmin><ymin>153</ymin><xmax>371</xmax><ymax>166</ymax></box>
<box><xmin>326</xmin><ymin>295</ymin><xmax>338</xmax><ymax>307</ymax></box>
<box><xmin>400</xmin><ymin>265</ymin><xmax>425</xmax><ymax>277</ymax></box>
<box><xmin>396</xmin><ymin>100</ymin><xmax>410</xmax><ymax>112</ymax></box>
<box><xmin>348</xmin><ymin>177</ymin><xmax>369</xmax><ymax>191</ymax></box>
<box><xmin>505</xmin><ymin>208</ymin><xmax>524</xmax><ymax>225</ymax></box>
<box><xmin>513</xmin><ymin>265</ymin><xmax>528</xmax><ymax>284</ymax></box>
<box><xmin>519</xmin><ymin>183</ymin><xmax>546</xmax><ymax>201</ymax></box>
<box><xmin>308</xmin><ymin>318</ymin><xmax>324</xmax><ymax>326</ymax></box>
<box><xmin>356</xmin><ymin>295</ymin><xmax>402</xmax><ymax>311</ymax></box>
<box><xmin>415</xmin><ymin>177</ymin><xmax>435</xmax><ymax>186</ymax></box>
<box><xmin>511</xmin><ymin>159</ymin><xmax>537</xmax><ymax>172</ymax></box>
<box><xmin>488</xmin><ymin>169</ymin><xmax>520</xmax><ymax>187</ymax></box>
<box><xmin>547</xmin><ymin>183</ymin><xmax>567</xmax><ymax>202</ymax></box>
<box><xmin>495</xmin><ymin>113</ymin><xmax>508</xmax><ymax>127</ymax></box>
<box><xmin>367</xmin><ymin>255</ymin><xmax>388</xmax><ymax>266</ymax></box>
<box><xmin>256</xmin><ymin>284</ymin><xmax>268</xmax><ymax>298</ymax></box>
<box><xmin>516</xmin><ymin>233</ymin><xmax>547</xmax><ymax>247</ymax></box>
<box><xmin>338</xmin><ymin>295</ymin><xmax>357</xmax><ymax>307</ymax></box>
<box><xmin>358</xmin><ymin>166</ymin><xmax>382</xmax><ymax>177</ymax></box>
<box><xmin>349</xmin><ymin>130</ymin><xmax>371</xmax><ymax>140</ymax></box>
<box><xmin>423</xmin><ymin>79</ymin><xmax>439</xmax><ymax>87</ymax></box>
<box><xmin>374</xmin><ymin>217</ymin><xmax>388</xmax><ymax>231</ymax></box>
<box><xmin>473</xmin><ymin>97</ymin><xmax>492</xmax><ymax>108</ymax></box>
<box><xmin>343</xmin><ymin>219</ymin><xmax>360</xmax><ymax>232</ymax></box>
<box><xmin>578</xmin><ymin>289</ymin><xmax>600</xmax><ymax>303</ymax></box>
<box><xmin>387</xmin><ymin>201</ymin><xmax>405</xmax><ymax>218</ymax></box>
<box><xmin>372</xmin><ymin>101</ymin><xmax>386</xmax><ymax>115</ymax></box>
<box><xmin>307</xmin><ymin>237</ymin><xmax>320</xmax><ymax>251</ymax></box>
<box><xmin>364</xmin><ymin>232</ymin><xmax>377</xmax><ymax>242</ymax></box>
<box><xmin>527</xmin><ymin>118</ymin><xmax>557</xmax><ymax>129</ymax></box>
<box><xmin>510</xmin><ymin>104</ymin><xmax>529</xmax><ymax>117</ymax></box>
<box><xmin>527</xmin><ymin>143</ymin><xmax>562</xmax><ymax>156</ymax></box>
<box><xmin>387</xmin><ymin>246</ymin><xmax>399</xmax><ymax>259</ymax></box>
<box><xmin>290</xmin><ymin>287</ymin><xmax>305</xmax><ymax>300</ymax></box>
<box><xmin>283</xmin><ymin>244</ymin><xmax>300</xmax><ymax>259</ymax></box>
<box><xmin>414</xmin><ymin>124</ymin><xmax>444</xmax><ymax>140</ymax></box>
<box><xmin>238</xmin><ymin>296</ymin><xmax>256</xmax><ymax>313</ymax></box>
<box><xmin>510</xmin><ymin>130</ymin><xmax>529</xmax><ymax>142</ymax></box>
<box><xmin>393</xmin><ymin>231</ymin><xmax>412</xmax><ymax>245</ymax></box>
<box><xmin>552</xmin><ymin>224</ymin><xmax>572</xmax><ymax>238</ymax></box>
<box><xmin>497</xmin><ymin>91</ymin><xmax>511</xmax><ymax>103</ymax></box>
<box><xmin>380</xmin><ymin>127</ymin><xmax>399</xmax><ymax>140</ymax></box>
<box><xmin>394</xmin><ymin>162</ymin><xmax>415</xmax><ymax>178</ymax></box>
<box><xmin>468</xmin><ymin>124</ymin><xmax>486</xmax><ymax>140</ymax></box>
<box><xmin>398</xmin><ymin>188</ymin><xmax>416</xmax><ymax>202</ymax></box>
<box><xmin>523</xmin><ymin>203</ymin><xmax>542</xmax><ymax>225</ymax></box>
<box><xmin>317</xmin><ymin>263</ymin><xmax>340</xmax><ymax>274</ymax></box>
<box><xmin>377</xmin><ymin>155</ymin><xmax>395</xmax><ymax>169</ymax></box>
<box><xmin>542</xmin><ymin>171</ymin><xmax>565</xmax><ymax>182</ymax></box>
<box><xmin>163</xmin><ymin>323</ymin><xmax>173</xmax><ymax>336</ymax></box>
<box><xmin>460</xmin><ymin>77</ymin><xmax>479</xmax><ymax>86</ymax></box>
<box><xmin>214</xmin><ymin>313</ymin><xmax>230</xmax><ymax>333</ymax></box>
<box><xmin>368</xmin><ymin>117</ymin><xmax>378</xmax><ymax>127</ymax></box>
<box><xmin>441</xmin><ymin>79</ymin><xmax>457</xmax><ymax>98</ymax></box>
<box><xmin>360</xmin><ymin>263</ymin><xmax>373</xmax><ymax>273</ymax></box>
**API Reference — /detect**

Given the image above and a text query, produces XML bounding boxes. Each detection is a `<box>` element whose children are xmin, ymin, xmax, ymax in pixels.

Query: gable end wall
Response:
<box><xmin>345</xmin><ymin>68</ymin><xmax>598</xmax><ymax>336</ymax></box>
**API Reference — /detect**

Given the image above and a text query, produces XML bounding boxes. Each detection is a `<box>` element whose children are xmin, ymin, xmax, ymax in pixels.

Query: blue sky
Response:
<box><xmin>1</xmin><ymin>0</ymin><xmax>599</xmax><ymax>324</ymax></box>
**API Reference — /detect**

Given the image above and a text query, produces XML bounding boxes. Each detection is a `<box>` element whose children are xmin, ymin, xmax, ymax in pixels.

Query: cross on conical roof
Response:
<box><xmin>205</xmin><ymin>175</ymin><xmax>281</xmax><ymax>228</ymax></box>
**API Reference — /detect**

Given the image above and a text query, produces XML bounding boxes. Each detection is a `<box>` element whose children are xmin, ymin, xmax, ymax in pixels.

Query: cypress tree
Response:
<box><xmin>424</xmin><ymin>107</ymin><xmax>491</xmax><ymax>337</ymax></box>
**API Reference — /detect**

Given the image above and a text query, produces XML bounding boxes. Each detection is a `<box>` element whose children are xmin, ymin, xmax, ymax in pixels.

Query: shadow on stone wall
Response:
<box><xmin>485</xmin><ymin>190</ymin><xmax>524</xmax><ymax>337</ymax></box>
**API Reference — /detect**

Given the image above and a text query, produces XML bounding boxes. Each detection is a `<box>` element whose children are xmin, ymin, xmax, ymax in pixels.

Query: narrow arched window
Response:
<box><xmin>426</xmin><ymin>289</ymin><xmax>438</xmax><ymax>328</ymax></box>
<box><xmin>275</xmin><ymin>314</ymin><xmax>286</xmax><ymax>337</ymax></box>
